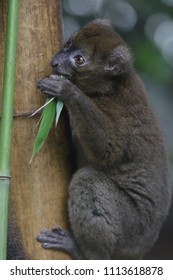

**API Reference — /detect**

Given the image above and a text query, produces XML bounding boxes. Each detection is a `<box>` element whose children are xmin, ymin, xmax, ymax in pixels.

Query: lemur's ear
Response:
<box><xmin>105</xmin><ymin>45</ymin><xmax>132</xmax><ymax>75</ymax></box>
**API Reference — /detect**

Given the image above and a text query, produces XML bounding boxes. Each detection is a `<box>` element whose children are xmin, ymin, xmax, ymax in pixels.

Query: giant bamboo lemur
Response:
<box><xmin>36</xmin><ymin>19</ymin><xmax>171</xmax><ymax>260</ymax></box>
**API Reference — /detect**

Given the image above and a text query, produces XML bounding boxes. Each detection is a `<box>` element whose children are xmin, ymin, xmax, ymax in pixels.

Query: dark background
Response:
<box><xmin>61</xmin><ymin>0</ymin><xmax>173</xmax><ymax>259</ymax></box>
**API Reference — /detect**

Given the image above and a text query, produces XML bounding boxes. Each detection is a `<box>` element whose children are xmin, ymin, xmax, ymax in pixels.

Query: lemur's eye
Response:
<box><xmin>64</xmin><ymin>39</ymin><xmax>72</xmax><ymax>49</ymax></box>
<box><xmin>74</xmin><ymin>55</ymin><xmax>85</xmax><ymax>65</ymax></box>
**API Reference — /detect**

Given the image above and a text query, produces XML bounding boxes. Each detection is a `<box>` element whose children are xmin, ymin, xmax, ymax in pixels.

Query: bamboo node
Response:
<box><xmin>0</xmin><ymin>175</ymin><xmax>11</xmax><ymax>180</ymax></box>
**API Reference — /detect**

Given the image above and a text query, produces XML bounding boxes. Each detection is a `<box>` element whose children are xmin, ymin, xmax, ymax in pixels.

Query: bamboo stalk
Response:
<box><xmin>0</xmin><ymin>0</ymin><xmax>19</xmax><ymax>260</ymax></box>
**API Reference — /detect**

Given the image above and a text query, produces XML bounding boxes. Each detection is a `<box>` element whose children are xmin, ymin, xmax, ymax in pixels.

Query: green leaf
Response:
<box><xmin>55</xmin><ymin>100</ymin><xmax>64</xmax><ymax>127</ymax></box>
<box><xmin>30</xmin><ymin>97</ymin><xmax>55</xmax><ymax>117</ymax></box>
<box><xmin>30</xmin><ymin>98</ymin><xmax>56</xmax><ymax>162</ymax></box>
